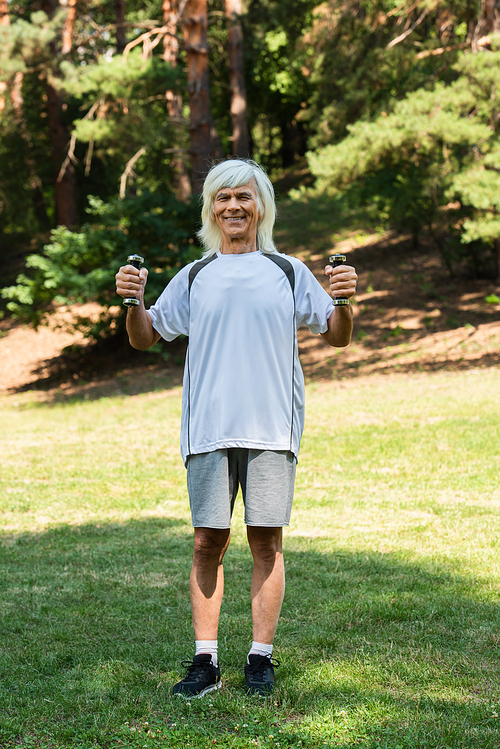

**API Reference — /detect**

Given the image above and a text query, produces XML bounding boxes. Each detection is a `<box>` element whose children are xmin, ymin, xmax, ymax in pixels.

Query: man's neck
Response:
<box><xmin>219</xmin><ymin>237</ymin><xmax>258</xmax><ymax>255</ymax></box>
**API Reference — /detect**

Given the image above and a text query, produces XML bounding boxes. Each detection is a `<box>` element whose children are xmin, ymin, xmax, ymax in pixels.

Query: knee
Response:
<box><xmin>248</xmin><ymin>528</ymin><xmax>282</xmax><ymax>567</ymax></box>
<box><xmin>193</xmin><ymin>528</ymin><xmax>230</xmax><ymax>566</ymax></box>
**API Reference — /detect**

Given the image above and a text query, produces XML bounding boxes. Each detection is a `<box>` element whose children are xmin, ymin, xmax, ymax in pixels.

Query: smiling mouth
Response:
<box><xmin>225</xmin><ymin>216</ymin><xmax>245</xmax><ymax>221</ymax></box>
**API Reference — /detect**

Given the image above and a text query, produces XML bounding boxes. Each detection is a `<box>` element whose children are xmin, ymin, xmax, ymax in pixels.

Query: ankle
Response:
<box><xmin>248</xmin><ymin>641</ymin><xmax>273</xmax><ymax>662</ymax></box>
<box><xmin>195</xmin><ymin>639</ymin><xmax>218</xmax><ymax>666</ymax></box>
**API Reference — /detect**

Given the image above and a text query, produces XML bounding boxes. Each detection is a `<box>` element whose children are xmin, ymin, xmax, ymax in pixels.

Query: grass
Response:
<box><xmin>1</xmin><ymin>368</ymin><xmax>500</xmax><ymax>748</ymax></box>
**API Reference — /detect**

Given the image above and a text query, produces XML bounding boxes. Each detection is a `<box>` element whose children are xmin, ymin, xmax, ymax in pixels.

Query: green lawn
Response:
<box><xmin>1</xmin><ymin>369</ymin><xmax>499</xmax><ymax>748</ymax></box>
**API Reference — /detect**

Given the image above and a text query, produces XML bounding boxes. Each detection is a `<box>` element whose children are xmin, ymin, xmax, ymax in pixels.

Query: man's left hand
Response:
<box><xmin>325</xmin><ymin>263</ymin><xmax>358</xmax><ymax>300</ymax></box>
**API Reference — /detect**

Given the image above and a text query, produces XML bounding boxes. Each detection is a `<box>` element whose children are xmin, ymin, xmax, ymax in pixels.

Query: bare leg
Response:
<box><xmin>190</xmin><ymin>527</ymin><xmax>231</xmax><ymax>640</ymax></box>
<box><xmin>247</xmin><ymin>526</ymin><xmax>285</xmax><ymax>644</ymax></box>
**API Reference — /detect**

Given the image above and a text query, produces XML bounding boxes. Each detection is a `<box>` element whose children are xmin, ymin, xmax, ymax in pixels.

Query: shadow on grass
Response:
<box><xmin>1</xmin><ymin>518</ymin><xmax>499</xmax><ymax>747</ymax></box>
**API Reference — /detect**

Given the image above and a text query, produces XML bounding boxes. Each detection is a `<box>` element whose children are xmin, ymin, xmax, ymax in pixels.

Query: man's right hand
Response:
<box><xmin>115</xmin><ymin>264</ymin><xmax>149</xmax><ymax>306</ymax></box>
<box><xmin>115</xmin><ymin>263</ymin><xmax>160</xmax><ymax>350</ymax></box>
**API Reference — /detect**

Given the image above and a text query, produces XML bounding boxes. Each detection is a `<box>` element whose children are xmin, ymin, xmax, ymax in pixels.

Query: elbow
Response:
<box><xmin>127</xmin><ymin>333</ymin><xmax>154</xmax><ymax>351</ymax></box>
<box><xmin>322</xmin><ymin>329</ymin><xmax>353</xmax><ymax>348</ymax></box>
<box><xmin>130</xmin><ymin>337</ymin><xmax>156</xmax><ymax>351</ymax></box>
<box><xmin>335</xmin><ymin>330</ymin><xmax>353</xmax><ymax>347</ymax></box>
<box><xmin>329</xmin><ymin>337</ymin><xmax>351</xmax><ymax>349</ymax></box>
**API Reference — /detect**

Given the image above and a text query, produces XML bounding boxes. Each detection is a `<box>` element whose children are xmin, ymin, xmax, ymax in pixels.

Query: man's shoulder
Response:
<box><xmin>169</xmin><ymin>256</ymin><xmax>208</xmax><ymax>285</ymax></box>
<box><xmin>261</xmin><ymin>251</ymin><xmax>304</xmax><ymax>268</ymax></box>
<box><xmin>270</xmin><ymin>252</ymin><xmax>319</xmax><ymax>281</ymax></box>
<box><xmin>267</xmin><ymin>252</ymin><xmax>307</xmax><ymax>269</ymax></box>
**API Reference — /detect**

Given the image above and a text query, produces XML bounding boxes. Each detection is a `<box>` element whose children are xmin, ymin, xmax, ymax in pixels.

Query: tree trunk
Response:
<box><xmin>163</xmin><ymin>0</ymin><xmax>191</xmax><ymax>200</ymax></box>
<box><xmin>471</xmin><ymin>0</ymin><xmax>500</xmax><ymax>50</ymax></box>
<box><xmin>0</xmin><ymin>0</ymin><xmax>8</xmax><ymax>23</ymax></box>
<box><xmin>115</xmin><ymin>0</ymin><xmax>127</xmax><ymax>54</ymax></box>
<box><xmin>40</xmin><ymin>0</ymin><xmax>77</xmax><ymax>227</ymax></box>
<box><xmin>0</xmin><ymin>0</ymin><xmax>9</xmax><ymax>112</ymax></box>
<box><xmin>182</xmin><ymin>0</ymin><xmax>224</xmax><ymax>192</ymax></box>
<box><xmin>483</xmin><ymin>0</ymin><xmax>500</xmax><ymax>31</ymax></box>
<box><xmin>46</xmin><ymin>83</ymin><xmax>77</xmax><ymax>226</ymax></box>
<box><xmin>60</xmin><ymin>0</ymin><xmax>77</xmax><ymax>55</ymax></box>
<box><xmin>225</xmin><ymin>0</ymin><xmax>249</xmax><ymax>157</ymax></box>
<box><xmin>494</xmin><ymin>238</ymin><xmax>500</xmax><ymax>283</ymax></box>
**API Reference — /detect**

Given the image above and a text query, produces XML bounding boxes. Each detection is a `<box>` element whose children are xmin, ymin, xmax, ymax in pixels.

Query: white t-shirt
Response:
<box><xmin>147</xmin><ymin>250</ymin><xmax>335</xmax><ymax>465</ymax></box>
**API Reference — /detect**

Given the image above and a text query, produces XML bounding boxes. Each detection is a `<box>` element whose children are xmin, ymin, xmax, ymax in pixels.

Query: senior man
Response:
<box><xmin>115</xmin><ymin>158</ymin><xmax>357</xmax><ymax>698</ymax></box>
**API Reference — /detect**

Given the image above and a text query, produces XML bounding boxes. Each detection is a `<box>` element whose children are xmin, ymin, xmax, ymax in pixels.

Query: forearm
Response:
<box><xmin>321</xmin><ymin>303</ymin><xmax>354</xmax><ymax>348</ymax></box>
<box><xmin>126</xmin><ymin>304</ymin><xmax>160</xmax><ymax>350</ymax></box>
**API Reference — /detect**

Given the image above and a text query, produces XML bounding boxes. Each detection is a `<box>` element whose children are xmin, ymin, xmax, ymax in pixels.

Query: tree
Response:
<box><xmin>60</xmin><ymin>0</ymin><xmax>77</xmax><ymax>55</ymax></box>
<box><xmin>0</xmin><ymin>1</ymin><xmax>47</xmax><ymax>227</ymax></box>
<box><xmin>163</xmin><ymin>0</ymin><xmax>191</xmax><ymax>200</ymax></box>
<box><xmin>182</xmin><ymin>0</ymin><xmax>224</xmax><ymax>191</ymax></box>
<box><xmin>307</xmin><ymin>39</ymin><xmax>500</xmax><ymax>279</ymax></box>
<box><xmin>238</xmin><ymin>0</ymin><xmax>317</xmax><ymax>170</ymax></box>
<box><xmin>0</xmin><ymin>7</ymin><xmax>65</xmax><ymax>234</ymax></box>
<box><xmin>2</xmin><ymin>189</ymin><xmax>201</xmax><ymax>337</ymax></box>
<box><xmin>297</xmin><ymin>0</ymin><xmax>480</xmax><ymax>150</ymax></box>
<box><xmin>471</xmin><ymin>0</ymin><xmax>500</xmax><ymax>49</ymax></box>
<box><xmin>225</xmin><ymin>0</ymin><xmax>249</xmax><ymax>157</ymax></box>
<box><xmin>114</xmin><ymin>0</ymin><xmax>127</xmax><ymax>54</ymax></box>
<box><xmin>0</xmin><ymin>0</ymin><xmax>9</xmax><ymax>112</ymax></box>
<box><xmin>41</xmin><ymin>0</ymin><xmax>77</xmax><ymax>226</ymax></box>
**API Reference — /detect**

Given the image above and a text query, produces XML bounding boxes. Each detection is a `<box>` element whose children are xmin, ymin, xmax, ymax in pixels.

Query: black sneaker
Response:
<box><xmin>172</xmin><ymin>654</ymin><xmax>221</xmax><ymax>699</ymax></box>
<box><xmin>244</xmin><ymin>654</ymin><xmax>280</xmax><ymax>696</ymax></box>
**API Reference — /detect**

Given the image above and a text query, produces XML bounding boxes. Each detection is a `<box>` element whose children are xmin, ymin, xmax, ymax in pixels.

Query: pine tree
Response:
<box><xmin>41</xmin><ymin>0</ymin><xmax>76</xmax><ymax>226</ymax></box>
<box><xmin>307</xmin><ymin>38</ymin><xmax>500</xmax><ymax>278</ymax></box>
<box><xmin>225</xmin><ymin>0</ymin><xmax>249</xmax><ymax>157</ymax></box>
<box><xmin>162</xmin><ymin>0</ymin><xmax>191</xmax><ymax>200</ymax></box>
<box><xmin>182</xmin><ymin>0</ymin><xmax>224</xmax><ymax>191</ymax></box>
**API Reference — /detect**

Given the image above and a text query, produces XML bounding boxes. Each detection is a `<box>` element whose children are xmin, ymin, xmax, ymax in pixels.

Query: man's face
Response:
<box><xmin>213</xmin><ymin>180</ymin><xmax>261</xmax><ymax>245</ymax></box>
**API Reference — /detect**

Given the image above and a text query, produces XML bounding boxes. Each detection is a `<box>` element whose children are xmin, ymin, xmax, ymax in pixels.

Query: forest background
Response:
<box><xmin>1</xmin><ymin>5</ymin><xmax>500</xmax><ymax>748</ymax></box>
<box><xmin>1</xmin><ymin>0</ymin><xmax>500</xmax><ymax>350</ymax></box>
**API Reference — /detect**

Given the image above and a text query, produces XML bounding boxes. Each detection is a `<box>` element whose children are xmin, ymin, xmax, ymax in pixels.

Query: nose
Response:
<box><xmin>228</xmin><ymin>195</ymin><xmax>240</xmax><ymax>210</ymax></box>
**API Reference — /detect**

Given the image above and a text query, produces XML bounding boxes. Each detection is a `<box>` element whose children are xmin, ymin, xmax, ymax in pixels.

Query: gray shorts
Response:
<box><xmin>186</xmin><ymin>448</ymin><xmax>297</xmax><ymax>529</ymax></box>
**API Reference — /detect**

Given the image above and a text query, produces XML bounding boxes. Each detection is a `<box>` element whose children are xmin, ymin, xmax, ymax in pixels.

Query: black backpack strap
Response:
<box><xmin>188</xmin><ymin>254</ymin><xmax>218</xmax><ymax>293</ymax></box>
<box><xmin>262</xmin><ymin>253</ymin><xmax>295</xmax><ymax>294</ymax></box>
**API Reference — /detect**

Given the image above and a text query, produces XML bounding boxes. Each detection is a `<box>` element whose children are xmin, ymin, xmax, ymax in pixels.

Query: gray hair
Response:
<box><xmin>197</xmin><ymin>159</ymin><xmax>277</xmax><ymax>258</ymax></box>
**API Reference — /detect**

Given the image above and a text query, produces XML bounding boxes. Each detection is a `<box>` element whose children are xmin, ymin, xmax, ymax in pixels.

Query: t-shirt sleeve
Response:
<box><xmin>146</xmin><ymin>265</ymin><xmax>190</xmax><ymax>341</ymax></box>
<box><xmin>294</xmin><ymin>259</ymin><xmax>335</xmax><ymax>334</ymax></box>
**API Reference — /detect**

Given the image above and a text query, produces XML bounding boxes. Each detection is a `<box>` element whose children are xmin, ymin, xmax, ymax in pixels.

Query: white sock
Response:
<box><xmin>248</xmin><ymin>641</ymin><xmax>273</xmax><ymax>663</ymax></box>
<box><xmin>195</xmin><ymin>640</ymin><xmax>218</xmax><ymax>667</ymax></box>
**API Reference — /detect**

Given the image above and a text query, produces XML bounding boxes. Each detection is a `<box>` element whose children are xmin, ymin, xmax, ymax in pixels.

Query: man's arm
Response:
<box><xmin>115</xmin><ymin>264</ymin><xmax>161</xmax><ymax>350</ymax></box>
<box><xmin>320</xmin><ymin>262</ymin><xmax>357</xmax><ymax>348</ymax></box>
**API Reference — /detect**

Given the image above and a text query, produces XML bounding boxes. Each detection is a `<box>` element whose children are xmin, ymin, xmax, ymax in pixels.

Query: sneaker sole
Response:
<box><xmin>173</xmin><ymin>680</ymin><xmax>222</xmax><ymax>700</ymax></box>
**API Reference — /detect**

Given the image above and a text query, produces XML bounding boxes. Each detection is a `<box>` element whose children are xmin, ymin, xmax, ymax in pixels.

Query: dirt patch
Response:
<box><xmin>300</xmin><ymin>232</ymin><xmax>500</xmax><ymax>380</ymax></box>
<box><xmin>1</xmin><ymin>234</ymin><xmax>499</xmax><ymax>403</ymax></box>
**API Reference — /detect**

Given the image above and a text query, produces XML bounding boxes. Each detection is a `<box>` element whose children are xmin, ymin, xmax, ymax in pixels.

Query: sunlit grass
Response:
<box><xmin>1</xmin><ymin>368</ymin><xmax>499</xmax><ymax>748</ymax></box>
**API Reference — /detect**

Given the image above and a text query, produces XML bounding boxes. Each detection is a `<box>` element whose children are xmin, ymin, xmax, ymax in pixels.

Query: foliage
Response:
<box><xmin>0</xmin><ymin>4</ymin><xmax>187</xmax><ymax>235</ymax></box>
<box><xmin>2</xmin><ymin>189</ymin><xmax>201</xmax><ymax>338</ymax></box>
<box><xmin>307</xmin><ymin>41</ymin><xmax>500</xmax><ymax>277</ymax></box>
<box><xmin>0</xmin><ymin>10</ymin><xmax>63</xmax><ymax>232</ymax></box>
<box><xmin>1</xmin><ymin>0</ymin><xmax>499</xmax><ymax>319</ymax></box>
<box><xmin>58</xmin><ymin>50</ymin><xmax>185</xmax><ymax>195</ymax></box>
<box><xmin>298</xmin><ymin>0</ymin><xmax>480</xmax><ymax>149</ymax></box>
<box><xmin>205</xmin><ymin>0</ymin><xmax>317</xmax><ymax>171</ymax></box>
<box><xmin>240</xmin><ymin>0</ymin><xmax>318</xmax><ymax>171</ymax></box>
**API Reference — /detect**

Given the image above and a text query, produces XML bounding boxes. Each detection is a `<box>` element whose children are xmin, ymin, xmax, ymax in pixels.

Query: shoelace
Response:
<box><xmin>180</xmin><ymin>659</ymin><xmax>216</xmax><ymax>681</ymax></box>
<box><xmin>246</xmin><ymin>655</ymin><xmax>280</xmax><ymax>677</ymax></box>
